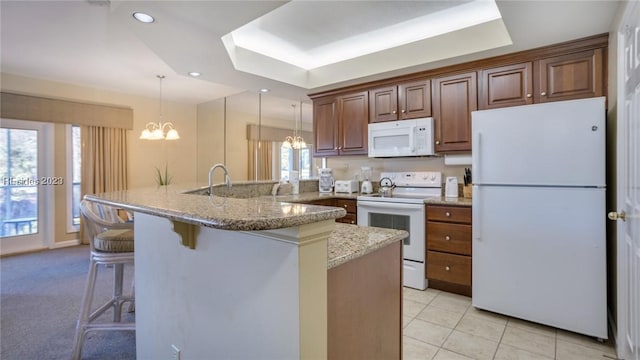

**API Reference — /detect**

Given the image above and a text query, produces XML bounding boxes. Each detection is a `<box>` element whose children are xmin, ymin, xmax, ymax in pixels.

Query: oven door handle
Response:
<box><xmin>357</xmin><ymin>201</ymin><xmax>424</xmax><ymax>211</ymax></box>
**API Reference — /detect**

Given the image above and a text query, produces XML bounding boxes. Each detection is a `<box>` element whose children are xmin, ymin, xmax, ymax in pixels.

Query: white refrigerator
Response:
<box><xmin>471</xmin><ymin>97</ymin><xmax>607</xmax><ymax>339</ymax></box>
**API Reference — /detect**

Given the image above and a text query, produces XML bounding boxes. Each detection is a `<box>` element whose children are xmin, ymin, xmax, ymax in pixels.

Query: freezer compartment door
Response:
<box><xmin>471</xmin><ymin>97</ymin><xmax>605</xmax><ymax>186</ymax></box>
<box><xmin>472</xmin><ymin>185</ymin><xmax>607</xmax><ymax>338</ymax></box>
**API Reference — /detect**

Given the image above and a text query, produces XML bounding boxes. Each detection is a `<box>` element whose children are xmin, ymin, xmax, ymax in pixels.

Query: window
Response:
<box><xmin>0</xmin><ymin>128</ymin><xmax>39</xmax><ymax>237</ymax></box>
<box><xmin>278</xmin><ymin>143</ymin><xmax>313</xmax><ymax>181</ymax></box>
<box><xmin>66</xmin><ymin>125</ymin><xmax>81</xmax><ymax>232</ymax></box>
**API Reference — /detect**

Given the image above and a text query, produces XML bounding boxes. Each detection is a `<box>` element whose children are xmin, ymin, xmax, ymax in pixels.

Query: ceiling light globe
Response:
<box><xmin>165</xmin><ymin>129</ymin><xmax>180</xmax><ymax>140</ymax></box>
<box><xmin>140</xmin><ymin>129</ymin><xmax>152</xmax><ymax>139</ymax></box>
<box><xmin>150</xmin><ymin>129</ymin><xmax>164</xmax><ymax>140</ymax></box>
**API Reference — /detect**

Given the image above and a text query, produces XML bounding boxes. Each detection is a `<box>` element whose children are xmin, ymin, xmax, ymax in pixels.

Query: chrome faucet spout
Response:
<box><xmin>208</xmin><ymin>163</ymin><xmax>232</xmax><ymax>196</ymax></box>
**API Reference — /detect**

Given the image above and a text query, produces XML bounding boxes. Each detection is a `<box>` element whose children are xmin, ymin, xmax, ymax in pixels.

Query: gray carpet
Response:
<box><xmin>1</xmin><ymin>245</ymin><xmax>136</xmax><ymax>359</ymax></box>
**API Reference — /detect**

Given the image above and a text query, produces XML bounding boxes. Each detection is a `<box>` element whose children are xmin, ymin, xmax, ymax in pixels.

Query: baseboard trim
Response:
<box><xmin>50</xmin><ymin>239</ymin><xmax>80</xmax><ymax>249</ymax></box>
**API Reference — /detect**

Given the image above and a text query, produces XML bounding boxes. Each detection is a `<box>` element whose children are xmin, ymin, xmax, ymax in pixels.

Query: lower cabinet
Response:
<box><xmin>426</xmin><ymin>204</ymin><xmax>472</xmax><ymax>296</ymax></box>
<box><xmin>328</xmin><ymin>240</ymin><xmax>402</xmax><ymax>359</ymax></box>
<box><xmin>305</xmin><ymin>198</ymin><xmax>357</xmax><ymax>225</ymax></box>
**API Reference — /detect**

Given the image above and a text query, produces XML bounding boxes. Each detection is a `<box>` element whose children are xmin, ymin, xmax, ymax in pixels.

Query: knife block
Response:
<box><xmin>463</xmin><ymin>185</ymin><xmax>472</xmax><ymax>199</ymax></box>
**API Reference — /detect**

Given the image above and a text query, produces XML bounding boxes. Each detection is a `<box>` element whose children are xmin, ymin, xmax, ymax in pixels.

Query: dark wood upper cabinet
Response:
<box><xmin>536</xmin><ymin>48</ymin><xmax>603</xmax><ymax>103</ymax></box>
<box><xmin>313</xmin><ymin>91</ymin><xmax>368</xmax><ymax>157</ymax></box>
<box><xmin>432</xmin><ymin>72</ymin><xmax>477</xmax><ymax>153</ymax></box>
<box><xmin>369</xmin><ymin>86</ymin><xmax>398</xmax><ymax>123</ymax></box>
<box><xmin>313</xmin><ymin>97</ymin><xmax>339</xmax><ymax>157</ymax></box>
<box><xmin>479</xmin><ymin>62</ymin><xmax>533</xmax><ymax>109</ymax></box>
<box><xmin>369</xmin><ymin>79</ymin><xmax>431</xmax><ymax>123</ymax></box>
<box><xmin>339</xmin><ymin>91</ymin><xmax>369</xmax><ymax>155</ymax></box>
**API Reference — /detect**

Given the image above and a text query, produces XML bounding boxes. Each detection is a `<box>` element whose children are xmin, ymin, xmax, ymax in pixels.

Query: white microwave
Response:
<box><xmin>368</xmin><ymin>118</ymin><xmax>435</xmax><ymax>158</ymax></box>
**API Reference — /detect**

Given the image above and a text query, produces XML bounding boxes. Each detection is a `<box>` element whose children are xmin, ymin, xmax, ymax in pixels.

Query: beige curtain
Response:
<box><xmin>80</xmin><ymin>125</ymin><xmax>128</xmax><ymax>243</ymax></box>
<box><xmin>248</xmin><ymin>140</ymin><xmax>273</xmax><ymax>180</ymax></box>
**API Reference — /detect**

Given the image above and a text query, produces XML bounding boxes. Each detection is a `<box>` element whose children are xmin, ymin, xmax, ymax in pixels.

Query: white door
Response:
<box><xmin>0</xmin><ymin>119</ymin><xmax>54</xmax><ymax>255</ymax></box>
<box><xmin>615</xmin><ymin>2</ymin><xmax>640</xmax><ymax>359</ymax></box>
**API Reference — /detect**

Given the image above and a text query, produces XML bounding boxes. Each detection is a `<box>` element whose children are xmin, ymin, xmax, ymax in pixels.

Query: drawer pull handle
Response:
<box><xmin>445</xmin><ymin>266</ymin><xmax>451</xmax><ymax>271</ymax></box>
<box><xmin>445</xmin><ymin>212</ymin><xmax>451</xmax><ymax>217</ymax></box>
<box><xmin>344</xmin><ymin>204</ymin><xmax>348</xmax><ymax>208</ymax></box>
<box><xmin>445</xmin><ymin>235</ymin><xmax>451</xmax><ymax>241</ymax></box>
<box><xmin>351</xmin><ymin>220</ymin><xmax>355</xmax><ymax>224</ymax></box>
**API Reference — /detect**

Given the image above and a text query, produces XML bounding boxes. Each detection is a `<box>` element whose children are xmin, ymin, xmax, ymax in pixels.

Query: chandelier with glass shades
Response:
<box><xmin>140</xmin><ymin>75</ymin><xmax>180</xmax><ymax>140</ymax></box>
<box><xmin>282</xmin><ymin>102</ymin><xmax>306</xmax><ymax>149</ymax></box>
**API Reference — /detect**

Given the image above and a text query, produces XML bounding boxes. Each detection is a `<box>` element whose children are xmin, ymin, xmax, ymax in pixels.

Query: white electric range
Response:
<box><xmin>357</xmin><ymin>171</ymin><xmax>442</xmax><ymax>289</ymax></box>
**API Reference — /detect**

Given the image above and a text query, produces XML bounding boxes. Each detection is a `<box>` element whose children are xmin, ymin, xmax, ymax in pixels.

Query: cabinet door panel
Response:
<box><xmin>537</xmin><ymin>49</ymin><xmax>603</xmax><ymax>103</ymax></box>
<box><xmin>369</xmin><ymin>86</ymin><xmax>398</xmax><ymax>123</ymax></box>
<box><xmin>427</xmin><ymin>251</ymin><xmax>471</xmax><ymax>286</ymax></box>
<box><xmin>427</xmin><ymin>222</ymin><xmax>472</xmax><ymax>255</ymax></box>
<box><xmin>313</xmin><ymin>97</ymin><xmax>339</xmax><ymax>156</ymax></box>
<box><xmin>480</xmin><ymin>62</ymin><xmax>533</xmax><ymax>109</ymax></box>
<box><xmin>399</xmin><ymin>79</ymin><xmax>431</xmax><ymax>119</ymax></box>
<box><xmin>340</xmin><ymin>92</ymin><xmax>369</xmax><ymax>155</ymax></box>
<box><xmin>433</xmin><ymin>72</ymin><xmax>477</xmax><ymax>152</ymax></box>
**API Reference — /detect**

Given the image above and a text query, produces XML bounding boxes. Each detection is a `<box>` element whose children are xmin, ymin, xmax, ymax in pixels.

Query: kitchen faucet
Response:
<box><xmin>208</xmin><ymin>163</ymin><xmax>232</xmax><ymax>197</ymax></box>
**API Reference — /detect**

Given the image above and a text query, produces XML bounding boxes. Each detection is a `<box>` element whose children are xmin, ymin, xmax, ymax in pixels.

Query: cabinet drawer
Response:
<box><xmin>335</xmin><ymin>199</ymin><xmax>357</xmax><ymax>214</ymax></box>
<box><xmin>337</xmin><ymin>213</ymin><xmax>357</xmax><ymax>225</ymax></box>
<box><xmin>427</xmin><ymin>251</ymin><xmax>471</xmax><ymax>286</ymax></box>
<box><xmin>426</xmin><ymin>205</ymin><xmax>471</xmax><ymax>224</ymax></box>
<box><xmin>427</xmin><ymin>222</ymin><xmax>471</xmax><ymax>255</ymax></box>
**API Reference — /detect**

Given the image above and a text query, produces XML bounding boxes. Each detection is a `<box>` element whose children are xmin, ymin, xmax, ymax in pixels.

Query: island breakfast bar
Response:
<box><xmin>85</xmin><ymin>184</ymin><xmax>406</xmax><ymax>360</ymax></box>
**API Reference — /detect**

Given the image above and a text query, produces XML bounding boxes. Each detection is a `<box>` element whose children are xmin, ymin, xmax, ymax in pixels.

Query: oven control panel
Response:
<box><xmin>379</xmin><ymin>171</ymin><xmax>442</xmax><ymax>187</ymax></box>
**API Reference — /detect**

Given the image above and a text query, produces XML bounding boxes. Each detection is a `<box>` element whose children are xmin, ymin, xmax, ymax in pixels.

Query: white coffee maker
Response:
<box><xmin>318</xmin><ymin>168</ymin><xmax>334</xmax><ymax>193</ymax></box>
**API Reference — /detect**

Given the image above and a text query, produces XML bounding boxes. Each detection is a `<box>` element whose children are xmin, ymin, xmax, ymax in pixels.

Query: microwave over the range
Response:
<box><xmin>368</xmin><ymin>117</ymin><xmax>435</xmax><ymax>158</ymax></box>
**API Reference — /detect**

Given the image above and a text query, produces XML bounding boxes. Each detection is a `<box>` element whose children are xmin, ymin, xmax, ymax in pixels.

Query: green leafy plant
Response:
<box><xmin>154</xmin><ymin>164</ymin><xmax>172</xmax><ymax>186</ymax></box>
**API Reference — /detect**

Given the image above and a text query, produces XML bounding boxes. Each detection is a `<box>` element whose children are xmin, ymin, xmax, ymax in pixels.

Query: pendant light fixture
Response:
<box><xmin>282</xmin><ymin>102</ymin><xmax>306</xmax><ymax>149</ymax></box>
<box><xmin>140</xmin><ymin>75</ymin><xmax>180</xmax><ymax>140</ymax></box>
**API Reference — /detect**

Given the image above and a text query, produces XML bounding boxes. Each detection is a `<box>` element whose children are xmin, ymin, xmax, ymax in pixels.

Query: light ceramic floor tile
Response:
<box><xmin>404</xmin><ymin>318</ymin><xmax>454</xmax><ymax>347</ymax></box>
<box><xmin>405</xmin><ymin>298</ymin><xmax>429</xmax><ymax>318</ymax></box>
<box><xmin>556</xmin><ymin>339</ymin><xmax>617</xmax><ymax>360</ymax></box>
<box><xmin>429</xmin><ymin>293</ymin><xmax>471</xmax><ymax>313</ymax></box>
<box><xmin>465</xmin><ymin>306</ymin><xmax>509</xmax><ymax>326</ymax></box>
<box><xmin>404</xmin><ymin>287</ymin><xmax>440</xmax><ymax>305</ymax></box>
<box><xmin>432</xmin><ymin>349</ymin><xmax>475</xmax><ymax>360</ymax></box>
<box><xmin>442</xmin><ymin>330</ymin><xmax>499</xmax><ymax>360</ymax></box>
<box><xmin>501</xmin><ymin>326</ymin><xmax>556</xmax><ymax>359</ymax></box>
<box><xmin>494</xmin><ymin>343</ymin><xmax>554</xmax><ymax>360</ymax></box>
<box><xmin>404</xmin><ymin>315</ymin><xmax>414</xmax><ymax>329</ymax></box>
<box><xmin>417</xmin><ymin>305</ymin><xmax>465</xmax><ymax>329</ymax></box>
<box><xmin>507</xmin><ymin>318</ymin><xmax>557</xmax><ymax>339</ymax></box>
<box><xmin>403</xmin><ymin>336</ymin><xmax>439</xmax><ymax>360</ymax></box>
<box><xmin>455</xmin><ymin>313</ymin><xmax>506</xmax><ymax>342</ymax></box>
<box><xmin>556</xmin><ymin>329</ymin><xmax>616</xmax><ymax>355</ymax></box>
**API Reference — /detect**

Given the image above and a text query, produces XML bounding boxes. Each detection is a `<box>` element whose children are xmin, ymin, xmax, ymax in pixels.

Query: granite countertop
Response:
<box><xmin>423</xmin><ymin>196</ymin><xmax>473</xmax><ymax>206</ymax></box>
<box><xmin>84</xmin><ymin>184</ymin><xmax>346</xmax><ymax>231</ymax></box>
<box><xmin>327</xmin><ymin>223</ymin><xmax>407</xmax><ymax>269</ymax></box>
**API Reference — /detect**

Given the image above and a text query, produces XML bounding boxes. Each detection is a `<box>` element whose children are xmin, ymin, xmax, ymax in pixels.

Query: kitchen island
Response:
<box><xmin>85</xmin><ymin>184</ymin><xmax>406</xmax><ymax>360</ymax></box>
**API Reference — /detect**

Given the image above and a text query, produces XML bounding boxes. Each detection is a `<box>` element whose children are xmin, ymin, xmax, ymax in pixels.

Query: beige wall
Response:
<box><xmin>1</xmin><ymin>72</ymin><xmax>199</xmax><ymax>243</ymax></box>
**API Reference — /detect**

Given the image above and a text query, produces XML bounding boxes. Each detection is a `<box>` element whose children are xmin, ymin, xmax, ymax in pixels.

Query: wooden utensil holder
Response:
<box><xmin>463</xmin><ymin>185</ymin><xmax>472</xmax><ymax>199</ymax></box>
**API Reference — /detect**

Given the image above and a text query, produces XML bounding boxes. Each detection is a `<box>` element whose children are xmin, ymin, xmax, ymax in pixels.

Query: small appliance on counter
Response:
<box><xmin>334</xmin><ymin>180</ymin><xmax>359</xmax><ymax>193</ymax></box>
<box><xmin>318</xmin><ymin>168</ymin><xmax>334</xmax><ymax>193</ymax></box>
<box><xmin>360</xmin><ymin>166</ymin><xmax>373</xmax><ymax>194</ymax></box>
<box><xmin>445</xmin><ymin>176</ymin><xmax>459</xmax><ymax>197</ymax></box>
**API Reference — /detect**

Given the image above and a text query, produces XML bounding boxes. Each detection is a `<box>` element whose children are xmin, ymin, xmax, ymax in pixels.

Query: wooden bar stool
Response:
<box><xmin>71</xmin><ymin>200</ymin><xmax>135</xmax><ymax>360</ymax></box>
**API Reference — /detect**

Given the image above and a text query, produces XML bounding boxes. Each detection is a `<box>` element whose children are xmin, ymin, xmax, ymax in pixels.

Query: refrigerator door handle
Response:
<box><xmin>472</xmin><ymin>185</ymin><xmax>481</xmax><ymax>242</ymax></box>
<box><xmin>472</xmin><ymin>132</ymin><xmax>481</xmax><ymax>182</ymax></box>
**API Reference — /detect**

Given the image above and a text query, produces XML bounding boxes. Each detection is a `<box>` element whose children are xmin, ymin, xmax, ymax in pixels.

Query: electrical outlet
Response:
<box><xmin>171</xmin><ymin>344</ymin><xmax>181</xmax><ymax>360</ymax></box>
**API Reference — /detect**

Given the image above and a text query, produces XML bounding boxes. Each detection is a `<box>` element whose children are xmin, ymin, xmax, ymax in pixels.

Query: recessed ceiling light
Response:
<box><xmin>259</xmin><ymin>88</ymin><xmax>270</xmax><ymax>93</ymax></box>
<box><xmin>133</xmin><ymin>12</ymin><xmax>155</xmax><ymax>23</ymax></box>
<box><xmin>188</xmin><ymin>72</ymin><xmax>201</xmax><ymax>77</ymax></box>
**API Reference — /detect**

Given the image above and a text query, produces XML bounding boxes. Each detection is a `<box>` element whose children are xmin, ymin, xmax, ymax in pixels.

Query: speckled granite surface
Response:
<box><xmin>84</xmin><ymin>184</ymin><xmax>346</xmax><ymax>231</ymax></box>
<box><xmin>423</xmin><ymin>196</ymin><xmax>473</xmax><ymax>206</ymax></box>
<box><xmin>327</xmin><ymin>223</ymin><xmax>407</xmax><ymax>269</ymax></box>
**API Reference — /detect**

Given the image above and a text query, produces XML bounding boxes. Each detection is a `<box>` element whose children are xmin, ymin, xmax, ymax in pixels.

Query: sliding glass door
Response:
<box><xmin>0</xmin><ymin>119</ymin><xmax>53</xmax><ymax>255</ymax></box>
